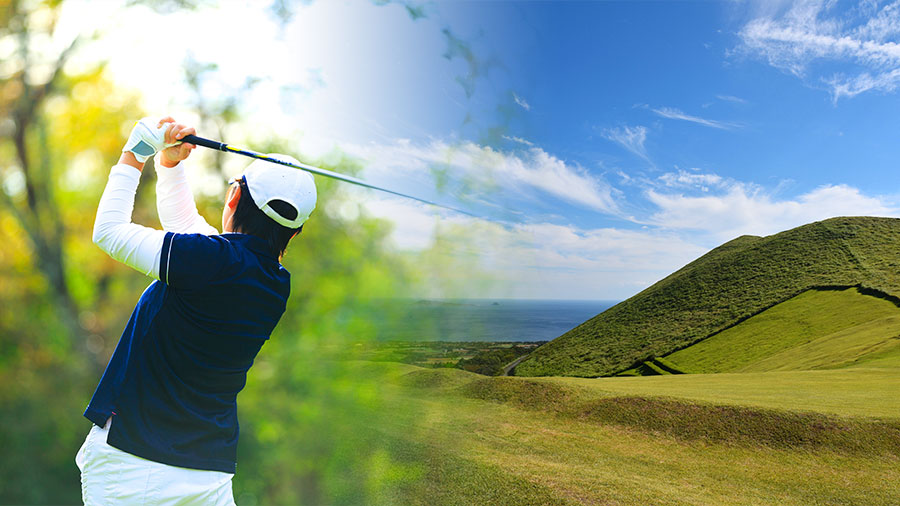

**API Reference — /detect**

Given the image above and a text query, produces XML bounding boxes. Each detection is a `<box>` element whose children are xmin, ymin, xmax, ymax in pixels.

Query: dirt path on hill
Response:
<box><xmin>502</xmin><ymin>354</ymin><xmax>530</xmax><ymax>376</ymax></box>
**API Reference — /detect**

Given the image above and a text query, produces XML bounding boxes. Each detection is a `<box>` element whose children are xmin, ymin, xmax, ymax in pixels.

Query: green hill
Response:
<box><xmin>514</xmin><ymin>217</ymin><xmax>900</xmax><ymax>377</ymax></box>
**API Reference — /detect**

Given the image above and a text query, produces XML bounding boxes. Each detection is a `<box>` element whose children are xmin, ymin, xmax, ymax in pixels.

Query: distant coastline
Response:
<box><xmin>369</xmin><ymin>299</ymin><xmax>619</xmax><ymax>343</ymax></box>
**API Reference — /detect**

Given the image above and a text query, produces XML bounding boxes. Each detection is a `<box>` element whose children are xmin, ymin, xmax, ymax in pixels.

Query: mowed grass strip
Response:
<box><xmin>853</xmin><ymin>343</ymin><xmax>900</xmax><ymax>368</ymax></box>
<box><xmin>665</xmin><ymin>287</ymin><xmax>900</xmax><ymax>373</ymax></box>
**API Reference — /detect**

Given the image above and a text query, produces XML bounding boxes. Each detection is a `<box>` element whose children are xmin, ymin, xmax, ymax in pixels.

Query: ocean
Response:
<box><xmin>370</xmin><ymin>299</ymin><xmax>619</xmax><ymax>342</ymax></box>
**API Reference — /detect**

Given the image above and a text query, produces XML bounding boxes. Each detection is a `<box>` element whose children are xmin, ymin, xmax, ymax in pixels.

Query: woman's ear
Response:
<box><xmin>227</xmin><ymin>184</ymin><xmax>241</xmax><ymax>210</ymax></box>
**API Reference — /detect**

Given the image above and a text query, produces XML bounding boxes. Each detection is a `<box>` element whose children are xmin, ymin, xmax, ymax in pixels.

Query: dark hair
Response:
<box><xmin>232</xmin><ymin>177</ymin><xmax>302</xmax><ymax>258</ymax></box>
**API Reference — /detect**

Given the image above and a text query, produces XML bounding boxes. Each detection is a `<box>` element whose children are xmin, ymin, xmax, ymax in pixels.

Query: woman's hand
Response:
<box><xmin>158</xmin><ymin>117</ymin><xmax>197</xmax><ymax>168</ymax></box>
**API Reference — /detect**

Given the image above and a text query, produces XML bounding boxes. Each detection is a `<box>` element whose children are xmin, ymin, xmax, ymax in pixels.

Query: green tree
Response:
<box><xmin>0</xmin><ymin>1</ymin><xmax>484</xmax><ymax>503</ymax></box>
<box><xmin>1</xmin><ymin>0</ymin><xmax>93</xmax><ymax>347</ymax></box>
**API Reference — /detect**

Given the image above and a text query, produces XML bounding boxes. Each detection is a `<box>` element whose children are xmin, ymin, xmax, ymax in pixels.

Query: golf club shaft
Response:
<box><xmin>180</xmin><ymin>134</ymin><xmax>475</xmax><ymax>217</ymax></box>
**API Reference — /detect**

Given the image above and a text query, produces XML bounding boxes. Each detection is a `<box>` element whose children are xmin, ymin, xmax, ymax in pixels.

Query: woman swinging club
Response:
<box><xmin>75</xmin><ymin>117</ymin><xmax>316</xmax><ymax>504</ymax></box>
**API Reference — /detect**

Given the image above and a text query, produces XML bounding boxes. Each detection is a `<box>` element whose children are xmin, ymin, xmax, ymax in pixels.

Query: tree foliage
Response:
<box><xmin>0</xmin><ymin>2</ymin><xmax>444</xmax><ymax>504</ymax></box>
<box><xmin>1</xmin><ymin>3</ymin><xmax>152</xmax><ymax>502</ymax></box>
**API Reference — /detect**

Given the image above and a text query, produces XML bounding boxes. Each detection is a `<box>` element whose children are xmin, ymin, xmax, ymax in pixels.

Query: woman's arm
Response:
<box><xmin>156</xmin><ymin>161</ymin><xmax>219</xmax><ymax>235</ymax></box>
<box><xmin>93</xmin><ymin>118</ymin><xmax>207</xmax><ymax>278</ymax></box>
<box><xmin>154</xmin><ymin>118</ymin><xmax>217</xmax><ymax>235</ymax></box>
<box><xmin>92</xmin><ymin>152</ymin><xmax>166</xmax><ymax>279</ymax></box>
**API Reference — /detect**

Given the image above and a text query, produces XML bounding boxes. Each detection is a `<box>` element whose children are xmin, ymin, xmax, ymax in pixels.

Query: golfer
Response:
<box><xmin>75</xmin><ymin>117</ymin><xmax>316</xmax><ymax>504</ymax></box>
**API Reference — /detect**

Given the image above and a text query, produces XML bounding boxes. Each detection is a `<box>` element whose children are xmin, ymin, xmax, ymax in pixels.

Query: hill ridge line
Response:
<box><xmin>514</xmin><ymin>216</ymin><xmax>900</xmax><ymax>377</ymax></box>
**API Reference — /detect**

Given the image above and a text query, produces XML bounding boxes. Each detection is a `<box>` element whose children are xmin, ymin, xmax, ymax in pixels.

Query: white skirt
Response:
<box><xmin>75</xmin><ymin>417</ymin><xmax>236</xmax><ymax>506</ymax></box>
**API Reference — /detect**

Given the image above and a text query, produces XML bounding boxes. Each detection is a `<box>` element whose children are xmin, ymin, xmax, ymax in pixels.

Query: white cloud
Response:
<box><xmin>856</xmin><ymin>0</ymin><xmax>900</xmax><ymax>40</ymax></box>
<box><xmin>346</xmin><ymin>139</ymin><xmax>621</xmax><ymax>215</ymax></box>
<box><xmin>658</xmin><ymin>170</ymin><xmax>726</xmax><ymax>192</ymax></box>
<box><xmin>602</xmin><ymin>125</ymin><xmax>650</xmax><ymax>162</ymax></box>
<box><xmin>513</xmin><ymin>92</ymin><xmax>531</xmax><ymax>111</ymax></box>
<box><xmin>503</xmin><ymin>135</ymin><xmax>535</xmax><ymax>146</ymax></box>
<box><xmin>362</xmin><ymin>197</ymin><xmax>452</xmax><ymax>250</ymax></box>
<box><xmin>646</xmin><ymin>181</ymin><xmax>898</xmax><ymax>242</ymax></box>
<box><xmin>514</xmin><ymin>222</ymin><xmax>707</xmax><ymax>273</ymax></box>
<box><xmin>739</xmin><ymin>0</ymin><xmax>900</xmax><ymax>101</ymax></box>
<box><xmin>825</xmin><ymin>67</ymin><xmax>900</xmax><ymax>99</ymax></box>
<box><xmin>716</xmin><ymin>94</ymin><xmax>749</xmax><ymax>104</ymax></box>
<box><xmin>652</xmin><ymin>106</ymin><xmax>740</xmax><ymax>129</ymax></box>
<box><xmin>345</xmin><ymin>145</ymin><xmax>900</xmax><ymax>299</ymax></box>
<box><xmin>362</xmin><ymin>196</ymin><xmax>708</xmax><ymax>299</ymax></box>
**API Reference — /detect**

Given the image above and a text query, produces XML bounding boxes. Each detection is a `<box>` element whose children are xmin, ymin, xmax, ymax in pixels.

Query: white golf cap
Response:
<box><xmin>242</xmin><ymin>154</ymin><xmax>317</xmax><ymax>228</ymax></box>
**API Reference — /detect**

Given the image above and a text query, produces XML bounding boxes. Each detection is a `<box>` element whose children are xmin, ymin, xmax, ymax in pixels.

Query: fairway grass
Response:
<box><xmin>542</xmin><ymin>367</ymin><xmax>900</xmax><ymax>419</ymax></box>
<box><xmin>740</xmin><ymin>315</ymin><xmax>900</xmax><ymax>372</ymax></box>
<box><xmin>367</xmin><ymin>364</ymin><xmax>900</xmax><ymax>505</ymax></box>
<box><xmin>665</xmin><ymin>288</ymin><xmax>900</xmax><ymax>374</ymax></box>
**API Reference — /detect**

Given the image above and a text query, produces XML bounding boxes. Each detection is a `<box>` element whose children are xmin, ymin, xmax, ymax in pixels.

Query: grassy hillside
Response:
<box><xmin>515</xmin><ymin>217</ymin><xmax>900</xmax><ymax>377</ymax></box>
<box><xmin>738</xmin><ymin>314</ymin><xmax>900</xmax><ymax>372</ymax></box>
<box><xmin>662</xmin><ymin>287</ymin><xmax>900</xmax><ymax>373</ymax></box>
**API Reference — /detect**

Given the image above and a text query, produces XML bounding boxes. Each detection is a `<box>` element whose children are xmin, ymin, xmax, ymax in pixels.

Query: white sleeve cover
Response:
<box><xmin>155</xmin><ymin>161</ymin><xmax>219</xmax><ymax>235</ymax></box>
<box><xmin>92</xmin><ymin>165</ymin><xmax>165</xmax><ymax>279</ymax></box>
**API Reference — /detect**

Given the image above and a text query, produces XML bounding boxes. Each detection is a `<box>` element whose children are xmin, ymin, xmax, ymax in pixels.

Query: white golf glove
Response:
<box><xmin>122</xmin><ymin>117</ymin><xmax>179</xmax><ymax>163</ymax></box>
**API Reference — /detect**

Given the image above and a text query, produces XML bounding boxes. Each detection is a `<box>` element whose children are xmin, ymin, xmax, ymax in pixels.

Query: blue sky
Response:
<box><xmin>61</xmin><ymin>0</ymin><xmax>900</xmax><ymax>299</ymax></box>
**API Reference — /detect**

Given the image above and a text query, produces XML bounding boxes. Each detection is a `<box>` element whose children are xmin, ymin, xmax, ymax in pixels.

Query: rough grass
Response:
<box><xmin>515</xmin><ymin>217</ymin><xmax>900</xmax><ymax>377</ymax></box>
<box><xmin>373</xmin><ymin>363</ymin><xmax>900</xmax><ymax>505</ymax></box>
<box><xmin>284</xmin><ymin>391</ymin><xmax>578</xmax><ymax>506</ymax></box>
<box><xmin>370</xmin><ymin>434</ymin><xmax>577</xmax><ymax>506</ymax></box>
<box><xmin>664</xmin><ymin>287</ymin><xmax>900</xmax><ymax>373</ymax></box>
<box><xmin>578</xmin><ymin>396</ymin><xmax>900</xmax><ymax>455</ymax></box>
<box><xmin>395</xmin><ymin>367</ymin><xmax>478</xmax><ymax>389</ymax></box>
<box><xmin>456</xmin><ymin>377</ymin><xmax>578</xmax><ymax>412</ymax></box>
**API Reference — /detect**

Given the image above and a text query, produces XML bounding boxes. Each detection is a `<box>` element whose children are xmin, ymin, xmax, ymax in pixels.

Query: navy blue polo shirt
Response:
<box><xmin>84</xmin><ymin>232</ymin><xmax>290</xmax><ymax>474</ymax></box>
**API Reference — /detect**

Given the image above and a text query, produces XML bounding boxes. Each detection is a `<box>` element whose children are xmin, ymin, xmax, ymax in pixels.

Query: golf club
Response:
<box><xmin>180</xmin><ymin>134</ymin><xmax>476</xmax><ymax>217</ymax></box>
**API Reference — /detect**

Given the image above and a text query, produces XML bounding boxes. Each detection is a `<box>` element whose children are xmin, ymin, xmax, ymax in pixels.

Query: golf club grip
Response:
<box><xmin>181</xmin><ymin>134</ymin><xmax>226</xmax><ymax>151</ymax></box>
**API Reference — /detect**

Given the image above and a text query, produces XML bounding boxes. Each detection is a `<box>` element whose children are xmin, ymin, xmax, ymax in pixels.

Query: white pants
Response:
<box><xmin>75</xmin><ymin>418</ymin><xmax>236</xmax><ymax>505</ymax></box>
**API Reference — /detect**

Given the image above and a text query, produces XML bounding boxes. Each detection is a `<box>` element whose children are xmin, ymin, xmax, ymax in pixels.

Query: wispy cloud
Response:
<box><xmin>658</xmin><ymin>170</ymin><xmax>727</xmax><ymax>192</ymax></box>
<box><xmin>503</xmin><ymin>135</ymin><xmax>535</xmax><ymax>146</ymax></box>
<box><xmin>602</xmin><ymin>125</ymin><xmax>650</xmax><ymax>162</ymax></box>
<box><xmin>716</xmin><ymin>94</ymin><xmax>748</xmax><ymax>104</ymax></box>
<box><xmin>346</xmin><ymin>139</ymin><xmax>621</xmax><ymax>215</ymax></box>
<box><xmin>652</xmin><ymin>106</ymin><xmax>740</xmax><ymax>129</ymax></box>
<box><xmin>738</xmin><ymin>0</ymin><xmax>900</xmax><ymax>101</ymax></box>
<box><xmin>513</xmin><ymin>92</ymin><xmax>531</xmax><ymax>111</ymax></box>
<box><xmin>825</xmin><ymin>67</ymin><xmax>900</xmax><ymax>100</ymax></box>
